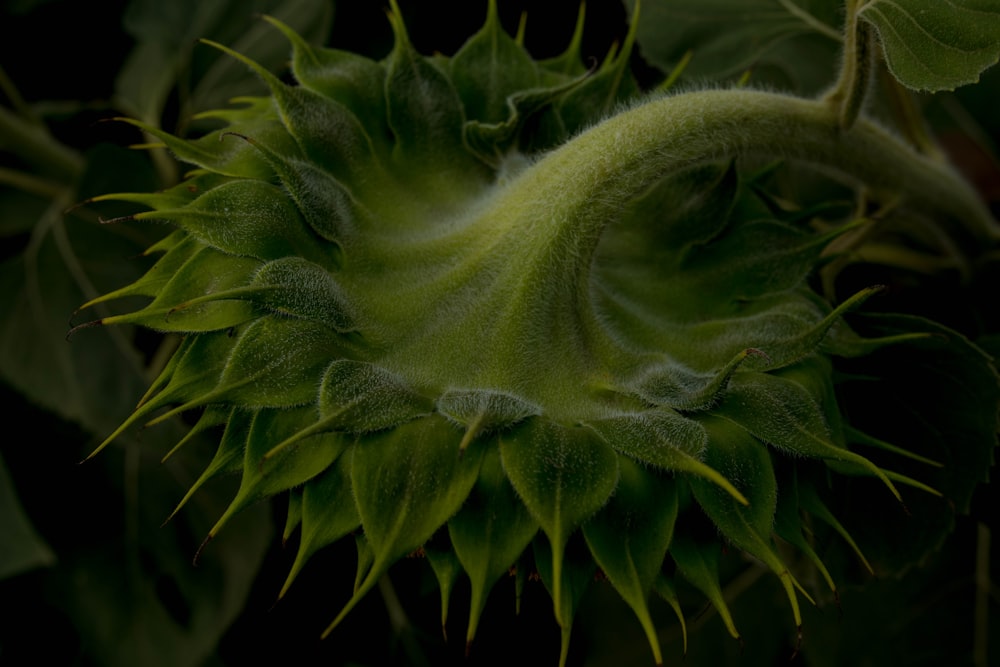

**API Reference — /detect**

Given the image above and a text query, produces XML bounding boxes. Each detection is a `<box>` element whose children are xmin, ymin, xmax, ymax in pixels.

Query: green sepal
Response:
<box><xmin>772</xmin><ymin>471</ymin><xmax>837</xmax><ymax>594</ymax></box>
<box><xmin>117</xmin><ymin>117</ymin><xmax>282</xmax><ymax>179</ymax></box>
<box><xmin>629</xmin><ymin>347</ymin><xmax>766</xmax><ymax>411</ymax></box>
<box><xmin>166</xmin><ymin>408</ymin><xmax>251</xmax><ymax>521</ymax></box>
<box><xmin>450</xmin><ymin>0</ymin><xmax>539</xmax><ymax>126</ymax></box>
<box><xmin>262</xmin><ymin>15</ymin><xmax>391</xmax><ymax>154</ymax></box>
<box><xmin>834</xmin><ymin>312</ymin><xmax>999</xmax><ymax>514</ymax></box>
<box><xmin>206</xmin><ymin>406</ymin><xmax>346</xmax><ymax>539</ymax></box>
<box><xmin>202</xmin><ymin>38</ymin><xmax>380</xmax><ymax>186</ymax></box>
<box><xmin>96</xmin><ymin>246</ymin><xmax>261</xmax><ymax>332</ymax></box>
<box><xmin>221</xmin><ymin>318</ymin><xmax>338</xmax><ymax>404</ymax></box>
<box><xmin>384</xmin><ymin>0</ymin><xmax>485</xmax><ymax>185</ymax></box>
<box><xmin>845</xmin><ymin>426</ymin><xmax>943</xmax><ymax>468</ymax></box>
<box><xmin>169</xmin><ymin>257</ymin><xmax>354</xmax><ymax>332</ymax></box>
<box><xmin>797</xmin><ymin>483</ymin><xmax>873</xmax><ymax>575</ymax></box>
<box><xmin>652</xmin><ymin>574</ymin><xmax>687</xmax><ymax>655</ymax></box>
<box><xmin>533</xmin><ymin>535</ymin><xmax>597</xmax><ymax>667</ymax></box>
<box><xmin>437</xmin><ymin>389</ymin><xmax>540</xmax><ymax>454</ymax></box>
<box><xmin>448</xmin><ymin>446</ymin><xmax>539</xmax><ymax>649</ymax></box>
<box><xmin>717</xmin><ymin>369</ymin><xmax>901</xmax><ymax>501</ymax></box>
<box><xmin>553</xmin><ymin>1</ymin><xmax>640</xmax><ymax>135</ymax></box>
<box><xmin>423</xmin><ymin>544</ymin><xmax>462</xmax><ymax>642</ymax></box>
<box><xmin>142</xmin><ymin>331</ymin><xmax>233</xmax><ymax>409</ymax></box>
<box><xmin>676</xmin><ymin>218</ymin><xmax>862</xmax><ymax>307</ymax></box>
<box><xmin>160</xmin><ymin>405</ymin><xmax>232</xmax><ymax>463</ymax></box>
<box><xmin>230</xmin><ymin>133</ymin><xmax>367</xmax><ymax>246</ymax></box>
<box><xmin>537</xmin><ymin>3</ymin><xmax>588</xmax><ymax>77</ymax></box>
<box><xmin>194</xmin><ymin>95</ymin><xmax>277</xmax><ymax>127</ymax></box>
<box><xmin>89</xmin><ymin>171</ymin><xmax>236</xmax><ymax>212</ymax></box>
<box><xmin>585</xmin><ymin>410</ymin><xmax>748</xmax><ymax>506</ymax></box>
<box><xmin>134</xmin><ymin>180</ymin><xmax>327</xmax><ymax>263</ymax></box>
<box><xmin>692</xmin><ymin>415</ymin><xmax>809</xmax><ymax>628</ymax></box>
<box><xmin>448</xmin><ymin>0</ymin><xmax>586</xmax><ymax>163</ymax></box>
<box><xmin>462</xmin><ymin>79</ymin><xmax>589</xmax><ymax>165</ymax></box>
<box><xmin>323</xmin><ymin>414</ymin><xmax>485</xmax><ymax>637</ymax></box>
<box><xmin>235</xmin><ymin>257</ymin><xmax>350</xmax><ymax>328</ymax></box>
<box><xmin>146</xmin><ymin>317</ymin><xmax>341</xmax><ymax>430</ymax></box>
<box><xmin>582</xmin><ymin>458</ymin><xmax>678</xmax><ymax>666</ymax></box>
<box><xmin>283</xmin><ymin>489</ymin><xmax>302</xmax><ymax>544</ymax></box>
<box><xmin>499</xmin><ymin>418</ymin><xmax>618</xmax><ymax>626</ymax></box>
<box><xmin>751</xmin><ymin>286</ymin><xmax>885</xmax><ymax>371</ymax></box>
<box><xmin>262</xmin><ymin>360</ymin><xmax>432</xmax><ymax>462</ymax></box>
<box><xmin>280</xmin><ymin>453</ymin><xmax>360</xmax><ymax>597</ymax></box>
<box><xmin>87</xmin><ymin>331</ymin><xmax>235</xmax><ymax>457</ymax></box>
<box><xmin>77</xmin><ymin>233</ymin><xmax>202</xmax><ymax>310</ymax></box>
<box><xmin>669</xmin><ymin>533</ymin><xmax>740</xmax><ymax>640</ymax></box>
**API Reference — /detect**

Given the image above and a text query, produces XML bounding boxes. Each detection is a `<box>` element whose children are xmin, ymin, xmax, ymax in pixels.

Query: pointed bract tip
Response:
<box><xmin>193</xmin><ymin>533</ymin><xmax>214</xmax><ymax>566</ymax></box>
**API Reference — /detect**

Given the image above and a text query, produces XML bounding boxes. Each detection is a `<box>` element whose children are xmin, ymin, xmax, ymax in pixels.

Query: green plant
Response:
<box><xmin>3</xmin><ymin>1</ymin><xmax>999</xmax><ymax>665</ymax></box>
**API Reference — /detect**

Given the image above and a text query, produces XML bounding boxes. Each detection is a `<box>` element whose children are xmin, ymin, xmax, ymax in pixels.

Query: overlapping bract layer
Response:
<box><xmin>80</xmin><ymin>2</ymin><xmax>998</xmax><ymax>664</ymax></box>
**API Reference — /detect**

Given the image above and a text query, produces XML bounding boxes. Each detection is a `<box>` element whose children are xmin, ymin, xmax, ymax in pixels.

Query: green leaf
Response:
<box><xmin>0</xmin><ymin>452</ymin><xmax>55</xmax><ymax>580</ymax></box>
<box><xmin>830</xmin><ymin>313</ymin><xmax>999</xmax><ymax>573</ymax></box>
<box><xmin>449</xmin><ymin>446</ymin><xmax>539</xmax><ymax>649</ymax></box>
<box><xmin>499</xmin><ymin>418</ymin><xmax>618</xmax><ymax>626</ymax></box>
<box><xmin>858</xmin><ymin>0</ymin><xmax>1000</xmax><ymax>91</ymax></box>
<box><xmin>0</xmin><ymin>197</ymin><xmax>152</xmax><ymax>436</ymax></box>
<box><xmin>628</xmin><ymin>0</ymin><xmax>843</xmax><ymax>93</ymax></box>
<box><xmin>116</xmin><ymin>0</ymin><xmax>333</xmax><ymax>126</ymax></box>
<box><xmin>582</xmin><ymin>458</ymin><xmax>679</xmax><ymax>666</ymax></box>
<box><xmin>324</xmin><ymin>414</ymin><xmax>484</xmax><ymax>637</ymax></box>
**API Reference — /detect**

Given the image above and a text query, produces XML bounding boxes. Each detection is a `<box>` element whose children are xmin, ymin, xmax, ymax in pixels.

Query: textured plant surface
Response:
<box><xmin>2</xmin><ymin>1</ymin><xmax>999</xmax><ymax>665</ymax></box>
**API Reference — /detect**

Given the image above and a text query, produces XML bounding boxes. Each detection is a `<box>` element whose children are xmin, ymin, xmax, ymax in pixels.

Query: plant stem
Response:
<box><xmin>378</xmin><ymin>88</ymin><xmax>997</xmax><ymax>406</ymax></box>
<box><xmin>824</xmin><ymin>0</ymin><xmax>873</xmax><ymax>130</ymax></box>
<box><xmin>492</xmin><ymin>88</ymin><xmax>998</xmax><ymax>268</ymax></box>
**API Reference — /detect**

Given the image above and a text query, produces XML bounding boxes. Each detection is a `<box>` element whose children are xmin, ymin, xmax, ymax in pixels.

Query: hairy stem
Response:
<box><xmin>494</xmin><ymin>88</ymin><xmax>997</xmax><ymax>266</ymax></box>
<box><xmin>371</xmin><ymin>88</ymin><xmax>996</xmax><ymax>413</ymax></box>
<box><xmin>825</xmin><ymin>0</ymin><xmax>873</xmax><ymax>129</ymax></box>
